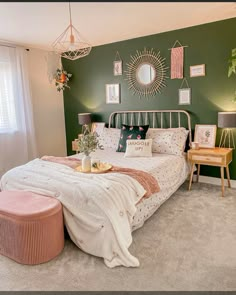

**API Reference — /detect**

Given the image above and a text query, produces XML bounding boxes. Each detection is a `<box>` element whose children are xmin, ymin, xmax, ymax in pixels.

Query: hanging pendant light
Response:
<box><xmin>52</xmin><ymin>2</ymin><xmax>92</xmax><ymax>60</ymax></box>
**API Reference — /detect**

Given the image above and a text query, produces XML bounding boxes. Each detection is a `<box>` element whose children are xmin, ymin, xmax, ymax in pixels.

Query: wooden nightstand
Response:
<box><xmin>187</xmin><ymin>147</ymin><xmax>233</xmax><ymax>197</ymax></box>
<box><xmin>72</xmin><ymin>139</ymin><xmax>79</xmax><ymax>154</ymax></box>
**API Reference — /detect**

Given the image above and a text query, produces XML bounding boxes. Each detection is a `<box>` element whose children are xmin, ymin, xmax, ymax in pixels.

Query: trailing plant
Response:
<box><xmin>54</xmin><ymin>68</ymin><xmax>72</xmax><ymax>92</ymax></box>
<box><xmin>228</xmin><ymin>48</ymin><xmax>236</xmax><ymax>102</ymax></box>
<box><xmin>77</xmin><ymin>131</ymin><xmax>103</xmax><ymax>156</ymax></box>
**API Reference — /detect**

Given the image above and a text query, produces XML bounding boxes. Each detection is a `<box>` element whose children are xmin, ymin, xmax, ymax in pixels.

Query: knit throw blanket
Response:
<box><xmin>41</xmin><ymin>156</ymin><xmax>160</xmax><ymax>198</ymax></box>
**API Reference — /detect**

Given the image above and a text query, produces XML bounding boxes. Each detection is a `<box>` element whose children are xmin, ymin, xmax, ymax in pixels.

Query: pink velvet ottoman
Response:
<box><xmin>0</xmin><ymin>191</ymin><xmax>64</xmax><ymax>265</ymax></box>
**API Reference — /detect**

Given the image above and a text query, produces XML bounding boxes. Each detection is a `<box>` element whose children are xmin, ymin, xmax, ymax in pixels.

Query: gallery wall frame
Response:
<box><xmin>106</xmin><ymin>83</ymin><xmax>120</xmax><ymax>104</ymax></box>
<box><xmin>113</xmin><ymin>60</ymin><xmax>122</xmax><ymax>76</ymax></box>
<box><xmin>179</xmin><ymin>88</ymin><xmax>191</xmax><ymax>105</ymax></box>
<box><xmin>190</xmin><ymin>64</ymin><xmax>206</xmax><ymax>77</ymax></box>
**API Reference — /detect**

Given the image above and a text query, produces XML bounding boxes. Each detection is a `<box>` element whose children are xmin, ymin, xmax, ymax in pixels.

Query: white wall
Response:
<box><xmin>28</xmin><ymin>48</ymin><xmax>67</xmax><ymax>157</ymax></box>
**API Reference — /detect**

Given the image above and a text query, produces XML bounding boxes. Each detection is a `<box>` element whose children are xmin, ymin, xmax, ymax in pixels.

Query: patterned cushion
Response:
<box><xmin>99</xmin><ymin>128</ymin><xmax>121</xmax><ymax>150</ymax></box>
<box><xmin>124</xmin><ymin>139</ymin><xmax>152</xmax><ymax>158</ymax></box>
<box><xmin>116</xmin><ymin>124</ymin><xmax>149</xmax><ymax>152</ymax></box>
<box><xmin>146</xmin><ymin>128</ymin><xmax>189</xmax><ymax>156</ymax></box>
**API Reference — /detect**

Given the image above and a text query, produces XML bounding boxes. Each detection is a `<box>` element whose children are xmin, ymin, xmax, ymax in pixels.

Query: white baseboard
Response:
<box><xmin>198</xmin><ymin>175</ymin><xmax>236</xmax><ymax>189</ymax></box>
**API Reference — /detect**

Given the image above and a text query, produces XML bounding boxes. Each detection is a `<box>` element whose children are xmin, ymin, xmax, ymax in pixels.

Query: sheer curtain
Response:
<box><xmin>0</xmin><ymin>45</ymin><xmax>38</xmax><ymax>178</ymax></box>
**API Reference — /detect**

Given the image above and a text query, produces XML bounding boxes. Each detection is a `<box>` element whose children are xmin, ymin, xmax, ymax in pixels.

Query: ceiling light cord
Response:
<box><xmin>69</xmin><ymin>2</ymin><xmax>74</xmax><ymax>43</ymax></box>
<box><xmin>69</xmin><ymin>2</ymin><xmax>72</xmax><ymax>27</ymax></box>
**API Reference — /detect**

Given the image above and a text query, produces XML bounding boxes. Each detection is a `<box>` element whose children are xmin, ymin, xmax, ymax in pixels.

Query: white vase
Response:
<box><xmin>82</xmin><ymin>155</ymin><xmax>91</xmax><ymax>172</ymax></box>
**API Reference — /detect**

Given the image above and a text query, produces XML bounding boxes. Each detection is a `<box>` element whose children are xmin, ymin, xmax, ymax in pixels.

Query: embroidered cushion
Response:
<box><xmin>146</xmin><ymin>128</ymin><xmax>189</xmax><ymax>156</ymax></box>
<box><xmin>124</xmin><ymin>139</ymin><xmax>152</xmax><ymax>158</ymax></box>
<box><xmin>116</xmin><ymin>124</ymin><xmax>149</xmax><ymax>152</ymax></box>
<box><xmin>99</xmin><ymin>128</ymin><xmax>121</xmax><ymax>150</ymax></box>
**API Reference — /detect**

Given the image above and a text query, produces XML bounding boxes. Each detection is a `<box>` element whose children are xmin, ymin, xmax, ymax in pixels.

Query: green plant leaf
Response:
<box><xmin>232</xmin><ymin>48</ymin><xmax>236</xmax><ymax>57</ymax></box>
<box><xmin>232</xmin><ymin>58</ymin><xmax>236</xmax><ymax>67</ymax></box>
<box><xmin>228</xmin><ymin>66</ymin><xmax>233</xmax><ymax>77</ymax></box>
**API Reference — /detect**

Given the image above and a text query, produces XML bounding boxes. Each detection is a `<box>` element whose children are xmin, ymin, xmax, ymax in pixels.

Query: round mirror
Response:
<box><xmin>136</xmin><ymin>63</ymin><xmax>156</xmax><ymax>85</ymax></box>
<box><xmin>125</xmin><ymin>48</ymin><xmax>168</xmax><ymax>97</ymax></box>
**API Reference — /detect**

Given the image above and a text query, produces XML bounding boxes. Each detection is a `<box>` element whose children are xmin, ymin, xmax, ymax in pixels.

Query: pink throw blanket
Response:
<box><xmin>41</xmin><ymin>156</ymin><xmax>160</xmax><ymax>199</ymax></box>
<box><xmin>41</xmin><ymin>156</ymin><xmax>81</xmax><ymax>169</ymax></box>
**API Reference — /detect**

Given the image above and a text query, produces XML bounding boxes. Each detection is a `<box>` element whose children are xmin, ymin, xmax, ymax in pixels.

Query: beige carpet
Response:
<box><xmin>0</xmin><ymin>182</ymin><xmax>235</xmax><ymax>291</ymax></box>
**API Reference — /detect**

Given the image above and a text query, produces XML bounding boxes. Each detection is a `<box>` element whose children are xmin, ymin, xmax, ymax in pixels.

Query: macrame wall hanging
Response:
<box><xmin>169</xmin><ymin>40</ymin><xmax>188</xmax><ymax>79</ymax></box>
<box><xmin>178</xmin><ymin>77</ymin><xmax>191</xmax><ymax>105</ymax></box>
<box><xmin>113</xmin><ymin>51</ymin><xmax>123</xmax><ymax>76</ymax></box>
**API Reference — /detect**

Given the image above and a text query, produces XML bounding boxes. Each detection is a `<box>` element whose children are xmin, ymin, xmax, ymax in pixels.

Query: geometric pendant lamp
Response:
<box><xmin>52</xmin><ymin>2</ymin><xmax>92</xmax><ymax>61</ymax></box>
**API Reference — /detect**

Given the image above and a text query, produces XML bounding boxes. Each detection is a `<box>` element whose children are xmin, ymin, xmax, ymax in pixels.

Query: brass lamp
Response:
<box><xmin>218</xmin><ymin>112</ymin><xmax>236</xmax><ymax>149</ymax></box>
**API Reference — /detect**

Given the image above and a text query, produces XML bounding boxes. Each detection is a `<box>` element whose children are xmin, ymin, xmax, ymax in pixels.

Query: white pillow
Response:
<box><xmin>124</xmin><ymin>139</ymin><xmax>152</xmax><ymax>158</ymax></box>
<box><xmin>98</xmin><ymin>128</ymin><xmax>120</xmax><ymax>150</ymax></box>
<box><xmin>146</xmin><ymin>128</ymin><xmax>189</xmax><ymax>156</ymax></box>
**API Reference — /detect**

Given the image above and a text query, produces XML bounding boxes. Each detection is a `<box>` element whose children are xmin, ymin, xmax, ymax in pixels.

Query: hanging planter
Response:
<box><xmin>54</xmin><ymin>68</ymin><xmax>72</xmax><ymax>92</ymax></box>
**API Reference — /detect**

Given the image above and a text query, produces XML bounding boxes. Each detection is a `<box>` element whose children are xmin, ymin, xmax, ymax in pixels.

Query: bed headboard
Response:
<box><xmin>108</xmin><ymin>109</ymin><xmax>192</xmax><ymax>146</ymax></box>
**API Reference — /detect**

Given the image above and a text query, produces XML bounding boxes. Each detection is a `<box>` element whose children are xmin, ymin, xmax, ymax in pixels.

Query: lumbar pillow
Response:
<box><xmin>146</xmin><ymin>128</ymin><xmax>189</xmax><ymax>156</ymax></box>
<box><xmin>99</xmin><ymin>128</ymin><xmax>121</xmax><ymax>150</ymax></box>
<box><xmin>116</xmin><ymin>124</ymin><xmax>149</xmax><ymax>152</ymax></box>
<box><xmin>124</xmin><ymin>139</ymin><xmax>152</xmax><ymax>157</ymax></box>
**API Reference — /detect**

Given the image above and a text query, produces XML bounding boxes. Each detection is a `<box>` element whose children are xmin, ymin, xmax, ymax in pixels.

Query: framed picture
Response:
<box><xmin>113</xmin><ymin>60</ymin><xmax>122</xmax><ymax>76</ymax></box>
<box><xmin>190</xmin><ymin>64</ymin><xmax>206</xmax><ymax>77</ymax></box>
<box><xmin>106</xmin><ymin>83</ymin><xmax>120</xmax><ymax>104</ymax></box>
<box><xmin>194</xmin><ymin>124</ymin><xmax>217</xmax><ymax>148</ymax></box>
<box><xmin>91</xmin><ymin>122</ymin><xmax>105</xmax><ymax>136</ymax></box>
<box><xmin>179</xmin><ymin>88</ymin><xmax>191</xmax><ymax>105</ymax></box>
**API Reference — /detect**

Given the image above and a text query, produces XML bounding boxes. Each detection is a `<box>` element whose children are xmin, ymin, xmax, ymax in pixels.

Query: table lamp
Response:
<box><xmin>218</xmin><ymin>112</ymin><xmax>236</xmax><ymax>149</ymax></box>
<box><xmin>78</xmin><ymin>113</ymin><xmax>91</xmax><ymax>134</ymax></box>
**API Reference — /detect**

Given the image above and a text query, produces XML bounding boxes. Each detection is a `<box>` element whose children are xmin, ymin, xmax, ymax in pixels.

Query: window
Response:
<box><xmin>0</xmin><ymin>57</ymin><xmax>17</xmax><ymax>133</ymax></box>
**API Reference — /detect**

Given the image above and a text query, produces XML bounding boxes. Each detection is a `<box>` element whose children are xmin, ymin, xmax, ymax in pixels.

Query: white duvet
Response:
<box><xmin>0</xmin><ymin>149</ymin><xmax>189</xmax><ymax>268</ymax></box>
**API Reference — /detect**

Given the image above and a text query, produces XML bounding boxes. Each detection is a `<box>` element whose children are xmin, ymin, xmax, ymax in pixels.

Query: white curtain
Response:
<box><xmin>0</xmin><ymin>45</ymin><xmax>38</xmax><ymax>178</ymax></box>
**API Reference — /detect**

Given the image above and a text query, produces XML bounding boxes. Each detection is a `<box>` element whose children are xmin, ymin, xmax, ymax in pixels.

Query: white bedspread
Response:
<box><xmin>0</xmin><ymin>157</ymin><xmax>147</xmax><ymax>268</ymax></box>
<box><xmin>0</xmin><ymin>149</ymin><xmax>189</xmax><ymax>268</ymax></box>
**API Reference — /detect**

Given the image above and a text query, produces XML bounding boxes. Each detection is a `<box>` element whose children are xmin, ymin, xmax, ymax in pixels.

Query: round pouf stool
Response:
<box><xmin>0</xmin><ymin>191</ymin><xmax>64</xmax><ymax>265</ymax></box>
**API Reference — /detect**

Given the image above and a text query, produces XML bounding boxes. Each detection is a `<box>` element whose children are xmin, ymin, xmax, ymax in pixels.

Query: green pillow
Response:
<box><xmin>116</xmin><ymin>124</ymin><xmax>149</xmax><ymax>152</ymax></box>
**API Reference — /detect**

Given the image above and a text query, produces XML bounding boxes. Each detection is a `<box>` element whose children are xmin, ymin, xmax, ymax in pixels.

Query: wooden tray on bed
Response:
<box><xmin>75</xmin><ymin>162</ymin><xmax>113</xmax><ymax>174</ymax></box>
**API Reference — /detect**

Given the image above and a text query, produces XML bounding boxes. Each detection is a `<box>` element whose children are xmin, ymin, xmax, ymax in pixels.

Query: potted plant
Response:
<box><xmin>77</xmin><ymin>131</ymin><xmax>103</xmax><ymax>172</ymax></box>
<box><xmin>54</xmin><ymin>68</ymin><xmax>72</xmax><ymax>92</ymax></box>
<box><xmin>228</xmin><ymin>48</ymin><xmax>236</xmax><ymax>102</ymax></box>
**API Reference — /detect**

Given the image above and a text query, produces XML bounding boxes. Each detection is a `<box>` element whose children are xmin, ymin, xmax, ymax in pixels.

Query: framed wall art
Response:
<box><xmin>179</xmin><ymin>88</ymin><xmax>191</xmax><ymax>105</ymax></box>
<box><xmin>194</xmin><ymin>124</ymin><xmax>217</xmax><ymax>148</ymax></box>
<box><xmin>190</xmin><ymin>64</ymin><xmax>206</xmax><ymax>77</ymax></box>
<box><xmin>114</xmin><ymin>60</ymin><xmax>122</xmax><ymax>76</ymax></box>
<box><xmin>113</xmin><ymin>51</ymin><xmax>123</xmax><ymax>76</ymax></box>
<box><xmin>106</xmin><ymin>83</ymin><xmax>120</xmax><ymax>104</ymax></box>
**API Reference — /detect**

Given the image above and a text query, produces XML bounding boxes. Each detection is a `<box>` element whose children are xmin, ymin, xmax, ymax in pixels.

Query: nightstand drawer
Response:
<box><xmin>191</xmin><ymin>154</ymin><xmax>223</xmax><ymax>164</ymax></box>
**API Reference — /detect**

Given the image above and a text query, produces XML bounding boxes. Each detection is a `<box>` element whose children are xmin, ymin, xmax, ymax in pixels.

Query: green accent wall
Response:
<box><xmin>63</xmin><ymin>17</ymin><xmax>236</xmax><ymax>180</ymax></box>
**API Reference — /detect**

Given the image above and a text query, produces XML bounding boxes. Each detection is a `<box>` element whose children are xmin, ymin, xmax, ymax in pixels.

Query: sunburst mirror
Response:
<box><xmin>125</xmin><ymin>48</ymin><xmax>168</xmax><ymax>98</ymax></box>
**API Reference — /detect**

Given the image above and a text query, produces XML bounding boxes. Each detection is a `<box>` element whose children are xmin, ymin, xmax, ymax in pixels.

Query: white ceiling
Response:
<box><xmin>0</xmin><ymin>2</ymin><xmax>235</xmax><ymax>51</ymax></box>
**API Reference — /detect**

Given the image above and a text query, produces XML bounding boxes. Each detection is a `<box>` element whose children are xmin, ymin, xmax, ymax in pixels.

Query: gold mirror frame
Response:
<box><xmin>125</xmin><ymin>48</ymin><xmax>168</xmax><ymax>97</ymax></box>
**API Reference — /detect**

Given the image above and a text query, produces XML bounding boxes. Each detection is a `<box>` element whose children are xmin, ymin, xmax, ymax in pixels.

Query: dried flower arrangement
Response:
<box><xmin>77</xmin><ymin>131</ymin><xmax>103</xmax><ymax>156</ymax></box>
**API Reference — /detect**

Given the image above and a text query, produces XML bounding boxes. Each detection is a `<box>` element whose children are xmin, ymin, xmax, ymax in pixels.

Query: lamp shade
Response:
<box><xmin>218</xmin><ymin>112</ymin><xmax>236</xmax><ymax>128</ymax></box>
<box><xmin>78</xmin><ymin>113</ymin><xmax>91</xmax><ymax>125</ymax></box>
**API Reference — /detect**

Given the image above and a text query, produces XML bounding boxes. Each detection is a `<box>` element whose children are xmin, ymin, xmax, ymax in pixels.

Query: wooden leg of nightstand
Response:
<box><xmin>226</xmin><ymin>166</ymin><xmax>231</xmax><ymax>188</ymax></box>
<box><xmin>220</xmin><ymin>166</ymin><xmax>225</xmax><ymax>197</ymax></box>
<box><xmin>188</xmin><ymin>163</ymin><xmax>195</xmax><ymax>191</ymax></box>
<box><xmin>197</xmin><ymin>164</ymin><xmax>200</xmax><ymax>183</ymax></box>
